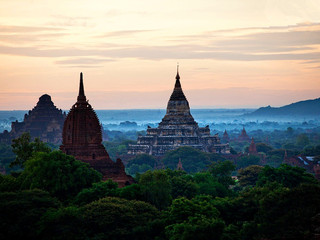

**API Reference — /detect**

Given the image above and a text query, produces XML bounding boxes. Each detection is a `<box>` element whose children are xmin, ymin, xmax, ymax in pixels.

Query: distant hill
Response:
<box><xmin>244</xmin><ymin>98</ymin><xmax>320</xmax><ymax>119</ymax></box>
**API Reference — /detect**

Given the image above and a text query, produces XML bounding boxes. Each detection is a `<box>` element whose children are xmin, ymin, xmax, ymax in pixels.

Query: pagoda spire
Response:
<box><xmin>177</xmin><ymin>158</ymin><xmax>184</xmax><ymax>170</ymax></box>
<box><xmin>77</xmin><ymin>72</ymin><xmax>86</xmax><ymax>103</ymax></box>
<box><xmin>248</xmin><ymin>137</ymin><xmax>257</xmax><ymax>154</ymax></box>
<box><xmin>169</xmin><ymin>65</ymin><xmax>186</xmax><ymax>101</ymax></box>
<box><xmin>175</xmin><ymin>63</ymin><xmax>181</xmax><ymax>88</ymax></box>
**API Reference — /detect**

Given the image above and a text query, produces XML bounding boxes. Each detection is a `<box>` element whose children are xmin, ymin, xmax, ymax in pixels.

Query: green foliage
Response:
<box><xmin>236</xmin><ymin>155</ymin><xmax>260</xmax><ymax>169</ymax></box>
<box><xmin>19</xmin><ymin>151</ymin><xmax>102</xmax><ymax>200</ymax></box>
<box><xmin>127</xmin><ymin>163</ymin><xmax>153</xmax><ymax>176</ymax></box>
<box><xmin>170</xmin><ymin>174</ymin><xmax>199</xmax><ymax>199</ymax></box>
<box><xmin>126</xmin><ymin>154</ymin><xmax>156</xmax><ymax>176</ymax></box>
<box><xmin>302</xmin><ymin>144</ymin><xmax>320</xmax><ymax>156</ymax></box>
<box><xmin>266</xmin><ymin>155</ymin><xmax>283</xmax><ymax>168</ymax></box>
<box><xmin>257</xmin><ymin>184</ymin><xmax>320</xmax><ymax>239</ymax></box>
<box><xmin>296</xmin><ymin>133</ymin><xmax>310</xmax><ymax>148</ymax></box>
<box><xmin>282</xmin><ymin>142</ymin><xmax>300</xmax><ymax>151</ymax></box>
<box><xmin>164</xmin><ymin>196</ymin><xmax>225</xmax><ymax>240</ymax></box>
<box><xmin>193</xmin><ymin>172</ymin><xmax>230</xmax><ymax>198</ymax></box>
<box><xmin>80</xmin><ymin>197</ymin><xmax>159</xmax><ymax>239</ymax></box>
<box><xmin>117</xmin><ymin>183</ymin><xmax>144</xmax><ymax>201</ymax></box>
<box><xmin>286</xmin><ymin>127</ymin><xmax>294</xmax><ymax>135</ymax></box>
<box><xmin>162</xmin><ymin>147</ymin><xmax>215</xmax><ymax>173</ymax></box>
<box><xmin>0</xmin><ymin>189</ymin><xmax>61</xmax><ymax>239</ymax></box>
<box><xmin>257</xmin><ymin>164</ymin><xmax>318</xmax><ymax>188</ymax></box>
<box><xmin>229</xmin><ymin>147</ymin><xmax>237</xmax><ymax>155</ymax></box>
<box><xmin>1</xmin><ymin>135</ymin><xmax>320</xmax><ymax>240</ymax></box>
<box><xmin>266</xmin><ymin>149</ymin><xmax>285</xmax><ymax>159</ymax></box>
<box><xmin>103</xmin><ymin>139</ymin><xmax>136</xmax><ymax>160</ymax></box>
<box><xmin>209</xmin><ymin>161</ymin><xmax>235</xmax><ymax>188</ymax></box>
<box><xmin>166</xmin><ymin>216</ymin><xmax>225</xmax><ymax>240</ymax></box>
<box><xmin>238</xmin><ymin>165</ymin><xmax>263</xmax><ymax>187</ymax></box>
<box><xmin>228</xmin><ymin>181</ymin><xmax>320</xmax><ymax>239</ymax></box>
<box><xmin>0</xmin><ymin>174</ymin><xmax>21</xmax><ymax>192</ymax></box>
<box><xmin>127</xmin><ymin>153</ymin><xmax>156</xmax><ymax>167</ymax></box>
<box><xmin>165</xmin><ymin>169</ymin><xmax>199</xmax><ymax>199</ymax></box>
<box><xmin>38</xmin><ymin>206</ymin><xmax>85</xmax><ymax>240</ymax></box>
<box><xmin>138</xmin><ymin>170</ymin><xmax>172</xmax><ymax>209</ymax></box>
<box><xmin>10</xmin><ymin>132</ymin><xmax>51</xmax><ymax>168</ymax></box>
<box><xmin>73</xmin><ymin>180</ymin><xmax>118</xmax><ymax>205</ymax></box>
<box><xmin>229</xmin><ymin>141</ymin><xmax>249</xmax><ymax>153</ymax></box>
<box><xmin>255</xmin><ymin>143</ymin><xmax>273</xmax><ymax>153</ymax></box>
<box><xmin>0</xmin><ymin>143</ymin><xmax>15</xmax><ymax>172</ymax></box>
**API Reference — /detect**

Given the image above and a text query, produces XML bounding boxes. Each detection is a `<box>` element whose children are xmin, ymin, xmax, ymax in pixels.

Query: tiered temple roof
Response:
<box><xmin>0</xmin><ymin>94</ymin><xmax>65</xmax><ymax>144</ymax></box>
<box><xmin>222</xmin><ymin>130</ymin><xmax>230</xmax><ymax>143</ymax></box>
<box><xmin>60</xmin><ymin>73</ymin><xmax>134</xmax><ymax>186</ymax></box>
<box><xmin>238</xmin><ymin>127</ymin><xmax>250</xmax><ymax>142</ymax></box>
<box><xmin>248</xmin><ymin>137</ymin><xmax>258</xmax><ymax>154</ymax></box>
<box><xmin>128</xmin><ymin>68</ymin><xmax>230</xmax><ymax>156</ymax></box>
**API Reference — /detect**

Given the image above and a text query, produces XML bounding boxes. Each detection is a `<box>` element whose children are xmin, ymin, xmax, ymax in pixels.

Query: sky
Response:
<box><xmin>0</xmin><ymin>0</ymin><xmax>319</xmax><ymax>110</ymax></box>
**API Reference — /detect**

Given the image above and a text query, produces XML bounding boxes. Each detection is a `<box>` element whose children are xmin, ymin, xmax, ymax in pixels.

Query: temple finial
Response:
<box><xmin>77</xmin><ymin>72</ymin><xmax>86</xmax><ymax>102</ymax></box>
<box><xmin>176</xmin><ymin>63</ymin><xmax>180</xmax><ymax>80</ymax></box>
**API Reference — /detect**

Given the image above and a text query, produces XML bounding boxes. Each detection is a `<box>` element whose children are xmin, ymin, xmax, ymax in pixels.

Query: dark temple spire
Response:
<box><xmin>169</xmin><ymin>65</ymin><xmax>186</xmax><ymax>101</ymax></box>
<box><xmin>175</xmin><ymin>63</ymin><xmax>181</xmax><ymax>88</ymax></box>
<box><xmin>77</xmin><ymin>72</ymin><xmax>86</xmax><ymax>102</ymax></box>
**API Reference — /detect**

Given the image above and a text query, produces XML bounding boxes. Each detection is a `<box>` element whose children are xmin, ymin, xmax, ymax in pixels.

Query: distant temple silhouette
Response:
<box><xmin>222</xmin><ymin>130</ymin><xmax>230</xmax><ymax>143</ymax></box>
<box><xmin>60</xmin><ymin>73</ymin><xmax>134</xmax><ymax>186</ymax></box>
<box><xmin>237</xmin><ymin>127</ymin><xmax>250</xmax><ymax>142</ymax></box>
<box><xmin>0</xmin><ymin>94</ymin><xmax>65</xmax><ymax>144</ymax></box>
<box><xmin>128</xmin><ymin>67</ymin><xmax>230</xmax><ymax>156</ymax></box>
<box><xmin>248</xmin><ymin>137</ymin><xmax>258</xmax><ymax>154</ymax></box>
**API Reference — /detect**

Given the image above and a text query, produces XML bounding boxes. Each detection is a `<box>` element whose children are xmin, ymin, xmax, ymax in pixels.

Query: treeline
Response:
<box><xmin>0</xmin><ymin>134</ymin><xmax>320</xmax><ymax>239</ymax></box>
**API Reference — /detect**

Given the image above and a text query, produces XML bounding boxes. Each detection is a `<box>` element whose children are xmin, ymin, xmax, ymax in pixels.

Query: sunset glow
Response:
<box><xmin>1</xmin><ymin>0</ymin><xmax>320</xmax><ymax>110</ymax></box>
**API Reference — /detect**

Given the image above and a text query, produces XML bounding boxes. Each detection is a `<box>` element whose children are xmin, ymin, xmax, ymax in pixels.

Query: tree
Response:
<box><xmin>80</xmin><ymin>197</ymin><xmax>159</xmax><ymax>239</ymax></box>
<box><xmin>0</xmin><ymin>189</ymin><xmax>61</xmax><ymax>239</ymax></box>
<box><xmin>170</xmin><ymin>174</ymin><xmax>198</xmax><ymax>199</ymax></box>
<box><xmin>0</xmin><ymin>174</ymin><xmax>21</xmax><ymax>192</ymax></box>
<box><xmin>286</xmin><ymin>127</ymin><xmax>294</xmax><ymax>136</ymax></box>
<box><xmin>126</xmin><ymin>153</ymin><xmax>156</xmax><ymax>176</ymax></box>
<box><xmin>193</xmin><ymin>172</ymin><xmax>230</xmax><ymax>198</ymax></box>
<box><xmin>117</xmin><ymin>183</ymin><xmax>144</xmax><ymax>201</ymax></box>
<box><xmin>229</xmin><ymin>147</ymin><xmax>237</xmax><ymax>155</ymax></box>
<box><xmin>257</xmin><ymin>164</ymin><xmax>318</xmax><ymax>188</ymax></box>
<box><xmin>296</xmin><ymin>133</ymin><xmax>310</xmax><ymax>148</ymax></box>
<box><xmin>10</xmin><ymin>132</ymin><xmax>51</xmax><ymax>168</ymax></box>
<box><xmin>19</xmin><ymin>151</ymin><xmax>102</xmax><ymax>200</ymax></box>
<box><xmin>127</xmin><ymin>153</ymin><xmax>156</xmax><ymax>167</ymax></box>
<box><xmin>238</xmin><ymin>165</ymin><xmax>263</xmax><ymax>187</ymax></box>
<box><xmin>126</xmin><ymin>163</ymin><xmax>153</xmax><ymax>176</ymax></box>
<box><xmin>255</xmin><ymin>143</ymin><xmax>273</xmax><ymax>154</ymax></box>
<box><xmin>209</xmin><ymin>161</ymin><xmax>235</xmax><ymax>188</ymax></box>
<box><xmin>102</xmin><ymin>139</ymin><xmax>136</xmax><ymax>160</ymax></box>
<box><xmin>0</xmin><ymin>143</ymin><xmax>15</xmax><ymax>172</ymax></box>
<box><xmin>37</xmin><ymin>206</ymin><xmax>85</xmax><ymax>240</ymax></box>
<box><xmin>164</xmin><ymin>196</ymin><xmax>225</xmax><ymax>240</ymax></box>
<box><xmin>302</xmin><ymin>144</ymin><xmax>320</xmax><ymax>156</ymax></box>
<box><xmin>236</xmin><ymin>155</ymin><xmax>260</xmax><ymax>169</ymax></box>
<box><xmin>73</xmin><ymin>180</ymin><xmax>118</xmax><ymax>206</ymax></box>
<box><xmin>257</xmin><ymin>184</ymin><xmax>320</xmax><ymax>239</ymax></box>
<box><xmin>162</xmin><ymin>147</ymin><xmax>214</xmax><ymax>173</ymax></box>
<box><xmin>138</xmin><ymin>170</ymin><xmax>172</xmax><ymax>209</ymax></box>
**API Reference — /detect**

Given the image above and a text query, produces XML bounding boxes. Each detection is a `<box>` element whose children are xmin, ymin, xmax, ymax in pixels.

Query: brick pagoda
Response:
<box><xmin>128</xmin><ymin>68</ymin><xmax>230</xmax><ymax>156</ymax></box>
<box><xmin>60</xmin><ymin>73</ymin><xmax>134</xmax><ymax>186</ymax></box>
<box><xmin>0</xmin><ymin>94</ymin><xmax>65</xmax><ymax>144</ymax></box>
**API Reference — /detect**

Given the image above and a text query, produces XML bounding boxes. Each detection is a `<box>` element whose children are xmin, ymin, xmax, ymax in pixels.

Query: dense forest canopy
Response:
<box><xmin>0</xmin><ymin>134</ymin><xmax>320</xmax><ymax>239</ymax></box>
